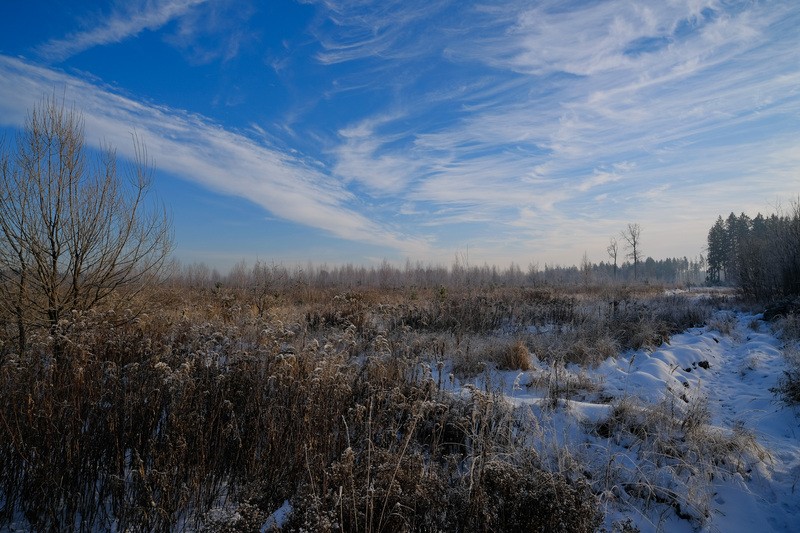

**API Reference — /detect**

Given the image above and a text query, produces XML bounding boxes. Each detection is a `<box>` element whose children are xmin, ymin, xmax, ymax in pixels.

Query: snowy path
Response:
<box><xmin>477</xmin><ymin>311</ymin><xmax>800</xmax><ymax>532</ymax></box>
<box><xmin>595</xmin><ymin>313</ymin><xmax>800</xmax><ymax>532</ymax></box>
<box><xmin>592</xmin><ymin>313</ymin><xmax>800</xmax><ymax>531</ymax></box>
<box><xmin>696</xmin><ymin>315</ymin><xmax>800</xmax><ymax>532</ymax></box>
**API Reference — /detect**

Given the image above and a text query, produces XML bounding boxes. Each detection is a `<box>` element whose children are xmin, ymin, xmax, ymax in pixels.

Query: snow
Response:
<box><xmin>261</xmin><ymin>500</ymin><xmax>292</xmax><ymax>532</ymax></box>
<box><xmin>451</xmin><ymin>310</ymin><xmax>800</xmax><ymax>532</ymax></box>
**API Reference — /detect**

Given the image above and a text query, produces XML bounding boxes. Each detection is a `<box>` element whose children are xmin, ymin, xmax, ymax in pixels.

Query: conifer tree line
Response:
<box><xmin>706</xmin><ymin>202</ymin><xmax>800</xmax><ymax>300</ymax></box>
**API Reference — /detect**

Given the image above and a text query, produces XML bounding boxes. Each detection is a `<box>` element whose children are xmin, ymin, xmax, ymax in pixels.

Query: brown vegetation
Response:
<box><xmin>0</xmin><ymin>273</ymin><xmax>724</xmax><ymax>531</ymax></box>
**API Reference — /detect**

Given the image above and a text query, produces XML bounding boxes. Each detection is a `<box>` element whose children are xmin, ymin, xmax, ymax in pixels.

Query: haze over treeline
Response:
<box><xmin>174</xmin><ymin>253</ymin><xmax>706</xmax><ymax>290</ymax></box>
<box><xmin>172</xmin><ymin>200</ymin><xmax>800</xmax><ymax>299</ymax></box>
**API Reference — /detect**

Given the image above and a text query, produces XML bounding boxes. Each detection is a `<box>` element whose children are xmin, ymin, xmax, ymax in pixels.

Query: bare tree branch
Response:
<box><xmin>0</xmin><ymin>95</ymin><xmax>173</xmax><ymax>357</ymax></box>
<box><xmin>621</xmin><ymin>223</ymin><xmax>642</xmax><ymax>281</ymax></box>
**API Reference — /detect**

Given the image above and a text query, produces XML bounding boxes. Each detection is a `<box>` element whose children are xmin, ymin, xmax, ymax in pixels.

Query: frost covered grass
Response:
<box><xmin>1</xmin><ymin>281</ymin><xmax>796</xmax><ymax>531</ymax></box>
<box><xmin>0</xmin><ymin>284</ymin><xmax>606</xmax><ymax>532</ymax></box>
<box><xmin>773</xmin><ymin>313</ymin><xmax>800</xmax><ymax>405</ymax></box>
<box><xmin>777</xmin><ymin>346</ymin><xmax>800</xmax><ymax>405</ymax></box>
<box><xmin>499</xmin><ymin>308</ymin><xmax>798</xmax><ymax>532</ymax></box>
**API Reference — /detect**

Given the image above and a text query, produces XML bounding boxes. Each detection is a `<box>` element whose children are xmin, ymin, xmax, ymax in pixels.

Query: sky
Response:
<box><xmin>0</xmin><ymin>0</ymin><xmax>798</xmax><ymax>271</ymax></box>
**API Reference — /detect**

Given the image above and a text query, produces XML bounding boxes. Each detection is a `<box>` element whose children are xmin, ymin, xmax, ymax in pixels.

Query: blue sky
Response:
<box><xmin>1</xmin><ymin>1</ymin><xmax>798</xmax><ymax>271</ymax></box>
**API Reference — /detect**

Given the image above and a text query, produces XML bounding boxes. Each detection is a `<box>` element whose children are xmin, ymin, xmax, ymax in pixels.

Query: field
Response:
<box><xmin>1</xmin><ymin>274</ymin><xmax>799</xmax><ymax>532</ymax></box>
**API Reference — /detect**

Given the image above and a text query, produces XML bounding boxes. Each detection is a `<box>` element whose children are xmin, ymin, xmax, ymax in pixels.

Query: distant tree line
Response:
<box><xmin>706</xmin><ymin>202</ymin><xmax>800</xmax><ymax>300</ymax></box>
<box><xmin>172</xmin><ymin>220</ymin><xmax>711</xmax><ymax>292</ymax></box>
<box><xmin>172</xmin><ymin>253</ymin><xmax>707</xmax><ymax>294</ymax></box>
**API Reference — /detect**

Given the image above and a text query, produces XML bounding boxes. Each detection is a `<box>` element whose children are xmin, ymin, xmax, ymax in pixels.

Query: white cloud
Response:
<box><xmin>6</xmin><ymin>0</ymin><xmax>800</xmax><ymax>268</ymax></box>
<box><xmin>0</xmin><ymin>55</ymin><xmax>431</xmax><ymax>258</ymax></box>
<box><xmin>311</xmin><ymin>0</ymin><xmax>800</xmax><ymax>264</ymax></box>
<box><xmin>577</xmin><ymin>165</ymin><xmax>630</xmax><ymax>193</ymax></box>
<box><xmin>162</xmin><ymin>0</ymin><xmax>258</xmax><ymax>64</ymax></box>
<box><xmin>310</xmin><ymin>0</ymin><xmax>452</xmax><ymax>65</ymax></box>
<box><xmin>36</xmin><ymin>0</ymin><xmax>209</xmax><ymax>62</ymax></box>
<box><xmin>333</xmin><ymin>114</ymin><xmax>423</xmax><ymax>194</ymax></box>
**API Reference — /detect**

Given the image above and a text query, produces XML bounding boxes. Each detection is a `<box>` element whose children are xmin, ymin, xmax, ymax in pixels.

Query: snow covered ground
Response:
<box><xmin>454</xmin><ymin>311</ymin><xmax>800</xmax><ymax>532</ymax></box>
<box><xmin>260</xmin><ymin>308</ymin><xmax>799</xmax><ymax>532</ymax></box>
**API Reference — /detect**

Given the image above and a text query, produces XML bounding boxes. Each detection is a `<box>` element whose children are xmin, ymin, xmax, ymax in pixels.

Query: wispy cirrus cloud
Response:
<box><xmin>305</xmin><ymin>0</ymin><xmax>800</xmax><ymax>263</ymax></box>
<box><xmin>0</xmin><ymin>55</ymin><xmax>431</xmax><ymax>257</ymax></box>
<box><xmin>163</xmin><ymin>0</ymin><xmax>258</xmax><ymax>64</ymax></box>
<box><xmin>36</xmin><ymin>0</ymin><xmax>209</xmax><ymax>62</ymax></box>
<box><xmin>332</xmin><ymin>113</ymin><xmax>426</xmax><ymax>194</ymax></box>
<box><xmin>6</xmin><ymin>0</ymin><xmax>800</xmax><ymax>267</ymax></box>
<box><xmin>309</xmin><ymin>0</ymin><xmax>453</xmax><ymax>65</ymax></box>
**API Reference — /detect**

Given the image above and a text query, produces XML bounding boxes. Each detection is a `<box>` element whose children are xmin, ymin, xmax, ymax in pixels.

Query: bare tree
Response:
<box><xmin>606</xmin><ymin>237</ymin><xmax>619</xmax><ymax>280</ymax></box>
<box><xmin>0</xmin><ymin>96</ymin><xmax>172</xmax><ymax>356</ymax></box>
<box><xmin>580</xmin><ymin>251</ymin><xmax>592</xmax><ymax>285</ymax></box>
<box><xmin>251</xmin><ymin>260</ymin><xmax>286</xmax><ymax>318</ymax></box>
<box><xmin>621</xmin><ymin>223</ymin><xmax>642</xmax><ymax>280</ymax></box>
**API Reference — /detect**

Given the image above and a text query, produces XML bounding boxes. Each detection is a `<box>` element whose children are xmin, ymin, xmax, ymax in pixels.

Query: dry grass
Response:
<box><xmin>503</xmin><ymin>339</ymin><xmax>533</xmax><ymax>371</ymax></box>
<box><xmin>706</xmin><ymin>311</ymin><xmax>738</xmax><ymax>336</ymax></box>
<box><xmin>0</xmin><ymin>279</ymin><xmax>725</xmax><ymax>531</ymax></box>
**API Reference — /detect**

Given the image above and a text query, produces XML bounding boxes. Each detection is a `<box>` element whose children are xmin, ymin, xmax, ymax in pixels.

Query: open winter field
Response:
<box><xmin>2</xmin><ymin>274</ymin><xmax>798</xmax><ymax>532</ymax></box>
<box><xmin>3</xmin><ymin>1</ymin><xmax>800</xmax><ymax>530</ymax></box>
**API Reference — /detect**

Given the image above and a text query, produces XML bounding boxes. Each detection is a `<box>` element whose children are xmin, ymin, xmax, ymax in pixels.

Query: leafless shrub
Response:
<box><xmin>776</xmin><ymin>346</ymin><xmax>800</xmax><ymax>404</ymax></box>
<box><xmin>0</xmin><ymin>96</ymin><xmax>172</xmax><ymax>359</ymax></box>
<box><xmin>776</xmin><ymin>312</ymin><xmax>800</xmax><ymax>342</ymax></box>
